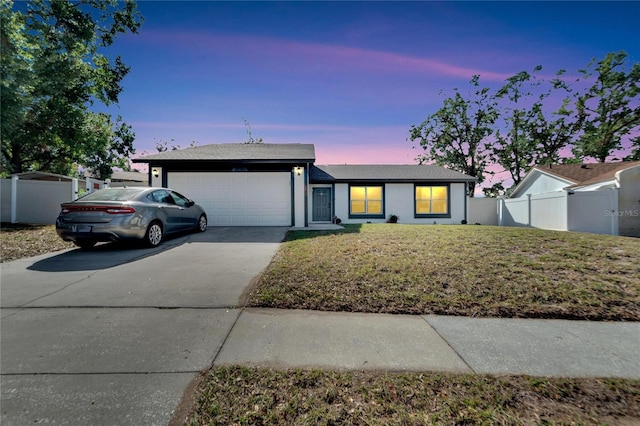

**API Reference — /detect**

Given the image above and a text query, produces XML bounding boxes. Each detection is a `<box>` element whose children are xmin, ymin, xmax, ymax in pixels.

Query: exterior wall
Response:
<box><xmin>1</xmin><ymin>178</ymin><xmax>76</xmax><ymax>224</ymax></box>
<box><xmin>512</xmin><ymin>171</ymin><xmax>571</xmax><ymax>198</ymax></box>
<box><xmin>324</xmin><ymin>182</ymin><xmax>468</xmax><ymax>225</ymax></box>
<box><xmin>467</xmin><ymin>197</ymin><xmax>498</xmax><ymax>225</ymax></box>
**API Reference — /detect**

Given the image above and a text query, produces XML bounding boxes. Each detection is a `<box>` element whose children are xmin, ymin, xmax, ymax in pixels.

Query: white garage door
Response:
<box><xmin>168</xmin><ymin>172</ymin><xmax>291</xmax><ymax>226</ymax></box>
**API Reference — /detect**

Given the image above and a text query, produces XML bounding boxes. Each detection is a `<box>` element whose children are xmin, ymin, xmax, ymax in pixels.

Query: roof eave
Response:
<box><xmin>133</xmin><ymin>158</ymin><xmax>315</xmax><ymax>164</ymax></box>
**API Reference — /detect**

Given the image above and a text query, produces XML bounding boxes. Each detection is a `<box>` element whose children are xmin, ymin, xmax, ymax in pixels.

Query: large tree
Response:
<box><xmin>492</xmin><ymin>67</ymin><xmax>578</xmax><ymax>187</ymax></box>
<box><xmin>409</xmin><ymin>76</ymin><xmax>499</xmax><ymax>197</ymax></box>
<box><xmin>1</xmin><ymin>0</ymin><xmax>142</xmax><ymax>177</ymax></box>
<box><xmin>572</xmin><ymin>51</ymin><xmax>640</xmax><ymax>162</ymax></box>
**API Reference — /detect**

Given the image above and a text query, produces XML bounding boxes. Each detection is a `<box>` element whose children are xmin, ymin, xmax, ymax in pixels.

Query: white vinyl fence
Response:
<box><xmin>498</xmin><ymin>189</ymin><xmax>619</xmax><ymax>235</ymax></box>
<box><xmin>1</xmin><ymin>176</ymin><xmax>108</xmax><ymax>224</ymax></box>
<box><xmin>466</xmin><ymin>197</ymin><xmax>498</xmax><ymax>225</ymax></box>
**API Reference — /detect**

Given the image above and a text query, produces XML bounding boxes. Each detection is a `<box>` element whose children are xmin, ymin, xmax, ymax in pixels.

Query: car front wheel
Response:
<box><xmin>197</xmin><ymin>214</ymin><xmax>207</xmax><ymax>232</ymax></box>
<box><xmin>145</xmin><ymin>221</ymin><xmax>163</xmax><ymax>247</ymax></box>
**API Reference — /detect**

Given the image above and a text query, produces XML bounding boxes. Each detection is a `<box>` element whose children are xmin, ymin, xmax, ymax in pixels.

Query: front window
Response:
<box><xmin>415</xmin><ymin>185</ymin><xmax>449</xmax><ymax>217</ymax></box>
<box><xmin>350</xmin><ymin>185</ymin><xmax>383</xmax><ymax>217</ymax></box>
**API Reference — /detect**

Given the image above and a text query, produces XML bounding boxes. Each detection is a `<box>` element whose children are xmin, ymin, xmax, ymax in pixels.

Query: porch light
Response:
<box><xmin>293</xmin><ymin>166</ymin><xmax>303</xmax><ymax>176</ymax></box>
<box><xmin>152</xmin><ymin>168</ymin><xmax>160</xmax><ymax>178</ymax></box>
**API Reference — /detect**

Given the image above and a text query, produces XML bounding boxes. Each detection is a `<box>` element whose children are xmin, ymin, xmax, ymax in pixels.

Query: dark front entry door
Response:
<box><xmin>312</xmin><ymin>188</ymin><xmax>332</xmax><ymax>221</ymax></box>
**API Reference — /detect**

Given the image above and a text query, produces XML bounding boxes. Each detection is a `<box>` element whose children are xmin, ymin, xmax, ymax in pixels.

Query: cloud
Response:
<box><xmin>139</xmin><ymin>30</ymin><xmax>516</xmax><ymax>82</ymax></box>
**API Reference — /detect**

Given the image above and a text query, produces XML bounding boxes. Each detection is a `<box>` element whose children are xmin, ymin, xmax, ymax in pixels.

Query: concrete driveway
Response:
<box><xmin>1</xmin><ymin>227</ymin><xmax>287</xmax><ymax>425</ymax></box>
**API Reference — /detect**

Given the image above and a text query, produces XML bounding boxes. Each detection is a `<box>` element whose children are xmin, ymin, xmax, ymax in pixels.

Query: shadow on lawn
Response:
<box><xmin>285</xmin><ymin>224</ymin><xmax>363</xmax><ymax>242</ymax></box>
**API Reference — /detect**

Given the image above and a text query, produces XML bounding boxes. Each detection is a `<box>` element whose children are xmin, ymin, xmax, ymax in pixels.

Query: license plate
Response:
<box><xmin>73</xmin><ymin>225</ymin><xmax>92</xmax><ymax>233</ymax></box>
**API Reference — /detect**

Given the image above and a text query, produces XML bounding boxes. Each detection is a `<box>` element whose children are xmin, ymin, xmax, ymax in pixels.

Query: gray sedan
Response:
<box><xmin>56</xmin><ymin>187</ymin><xmax>207</xmax><ymax>249</ymax></box>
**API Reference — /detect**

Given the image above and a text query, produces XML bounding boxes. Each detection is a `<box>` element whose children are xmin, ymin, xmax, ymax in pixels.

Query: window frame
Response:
<box><xmin>414</xmin><ymin>183</ymin><xmax>451</xmax><ymax>218</ymax></box>
<box><xmin>348</xmin><ymin>184</ymin><xmax>385</xmax><ymax>219</ymax></box>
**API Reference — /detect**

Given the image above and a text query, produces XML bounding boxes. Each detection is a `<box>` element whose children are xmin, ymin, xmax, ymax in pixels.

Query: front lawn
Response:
<box><xmin>250</xmin><ymin>225</ymin><xmax>640</xmax><ymax>321</ymax></box>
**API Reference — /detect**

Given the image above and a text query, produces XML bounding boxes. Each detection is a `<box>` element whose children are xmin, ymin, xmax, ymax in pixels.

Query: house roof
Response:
<box><xmin>110</xmin><ymin>170</ymin><xmax>148</xmax><ymax>182</ymax></box>
<box><xmin>310</xmin><ymin>165</ymin><xmax>476</xmax><ymax>183</ymax></box>
<box><xmin>133</xmin><ymin>143</ymin><xmax>316</xmax><ymax>163</ymax></box>
<box><xmin>533</xmin><ymin>161</ymin><xmax>640</xmax><ymax>188</ymax></box>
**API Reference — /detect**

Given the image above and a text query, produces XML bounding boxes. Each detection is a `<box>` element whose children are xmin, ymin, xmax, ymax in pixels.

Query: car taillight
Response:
<box><xmin>105</xmin><ymin>207</ymin><xmax>136</xmax><ymax>214</ymax></box>
<box><xmin>60</xmin><ymin>205</ymin><xmax>136</xmax><ymax>214</ymax></box>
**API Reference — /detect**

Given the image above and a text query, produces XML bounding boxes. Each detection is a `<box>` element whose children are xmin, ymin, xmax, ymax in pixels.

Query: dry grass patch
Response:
<box><xmin>250</xmin><ymin>225</ymin><xmax>640</xmax><ymax>321</ymax></box>
<box><xmin>187</xmin><ymin>366</ymin><xmax>640</xmax><ymax>425</ymax></box>
<box><xmin>1</xmin><ymin>223</ymin><xmax>73</xmax><ymax>263</ymax></box>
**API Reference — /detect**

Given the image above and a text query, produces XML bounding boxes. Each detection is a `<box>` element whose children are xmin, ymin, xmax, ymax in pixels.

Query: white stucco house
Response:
<box><xmin>503</xmin><ymin>161</ymin><xmax>640</xmax><ymax>237</ymax></box>
<box><xmin>133</xmin><ymin>143</ymin><xmax>476</xmax><ymax>227</ymax></box>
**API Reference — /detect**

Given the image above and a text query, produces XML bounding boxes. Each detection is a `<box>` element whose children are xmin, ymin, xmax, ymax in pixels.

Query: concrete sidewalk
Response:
<box><xmin>214</xmin><ymin>308</ymin><xmax>640</xmax><ymax>379</ymax></box>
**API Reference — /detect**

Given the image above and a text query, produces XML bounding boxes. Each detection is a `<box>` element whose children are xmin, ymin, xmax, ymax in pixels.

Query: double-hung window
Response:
<box><xmin>349</xmin><ymin>185</ymin><xmax>384</xmax><ymax>218</ymax></box>
<box><xmin>415</xmin><ymin>185</ymin><xmax>450</xmax><ymax>217</ymax></box>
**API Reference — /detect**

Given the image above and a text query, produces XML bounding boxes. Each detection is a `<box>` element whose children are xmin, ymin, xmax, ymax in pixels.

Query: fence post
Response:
<box><xmin>11</xmin><ymin>175</ymin><xmax>18</xmax><ymax>223</ymax></box>
<box><xmin>527</xmin><ymin>194</ymin><xmax>532</xmax><ymax>227</ymax></box>
<box><xmin>611</xmin><ymin>188</ymin><xmax>619</xmax><ymax>236</ymax></box>
<box><xmin>72</xmin><ymin>178</ymin><xmax>78</xmax><ymax>200</ymax></box>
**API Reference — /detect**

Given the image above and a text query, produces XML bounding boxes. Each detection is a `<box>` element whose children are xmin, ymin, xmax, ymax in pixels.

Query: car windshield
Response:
<box><xmin>78</xmin><ymin>188</ymin><xmax>144</xmax><ymax>202</ymax></box>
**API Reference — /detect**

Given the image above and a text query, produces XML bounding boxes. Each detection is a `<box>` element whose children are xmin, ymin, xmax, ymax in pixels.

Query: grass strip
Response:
<box><xmin>187</xmin><ymin>366</ymin><xmax>640</xmax><ymax>425</ymax></box>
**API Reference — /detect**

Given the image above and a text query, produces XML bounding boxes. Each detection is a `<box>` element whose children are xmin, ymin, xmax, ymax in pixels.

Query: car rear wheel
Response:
<box><xmin>145</xmin><ymin>221</ymin><xmax>163</xmax><ymax>247</ymax></box>
<box><xmin>73</xmin><ymin>240</ymin><xmax>97</xmax><ymax>249</ymax></box>
<box><xmin>197</xmin><ymin>214</ymin><xmax>207</xmax><ymax>232</ymax></box>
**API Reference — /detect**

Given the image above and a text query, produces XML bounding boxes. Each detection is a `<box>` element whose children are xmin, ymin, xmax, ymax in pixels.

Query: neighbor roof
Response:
<box><xmin>534</xmin><ymin>161</ymin><xmax>640</xmax><ymax>188</ymax></box>
<box><xmin>111</xmin><ymin>170</ymin><xmax>148</xmax><ymax>182</ymax></box>
<box><xmin>13</xmin><ymin>171</ymin><xmax>81</xmax><ymax>182</ymax></box>
<box><xmin>133</xmin><ymin>143</ymin><xmax>315</xmax><ymax>163</ymax></box>
<box><xmin>310</xmin><ymin>165</ymin><xmax>476</xmax><ymax>183</ymax></box>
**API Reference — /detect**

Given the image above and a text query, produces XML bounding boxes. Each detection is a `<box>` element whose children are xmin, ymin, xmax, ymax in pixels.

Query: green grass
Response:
<box><xmin>250</xmin><ymin>224</ymin><xmax>640</xmax><ymax>321</ymax></box>
<box><xmin>187</xmin><ymin>366</ymin><xmax>640</xmax><ymax>425</ymax></box>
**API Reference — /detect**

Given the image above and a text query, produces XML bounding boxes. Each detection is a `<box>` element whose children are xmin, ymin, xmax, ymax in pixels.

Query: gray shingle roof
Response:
<box><xmin>134</xmin><ymin>143</ymin><xmax>316</xmax><ymax>162</ymax></box>
<box><xmin>311</xmin><ymin>165</ymin><xmax>476</xmax><ymax>182</ymax></box>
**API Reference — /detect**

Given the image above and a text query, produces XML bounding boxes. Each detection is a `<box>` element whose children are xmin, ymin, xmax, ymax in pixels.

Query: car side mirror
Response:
<box><xmin>187</xmin><ymin>200</ymin><xmax>195</xmax><ymax>207</ymax></box>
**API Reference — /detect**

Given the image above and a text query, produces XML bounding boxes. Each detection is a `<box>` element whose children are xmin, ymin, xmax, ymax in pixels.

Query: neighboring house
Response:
<box><xmin>83</xmin><ymin>170</ymin><xmax>149</xmax><ymax>187</ymax></box>
<box><xmin>503</xmin><ymin>161</ymin><xmax>640</xmax><ymax>237</ymax></box>
<box><xmin>510</xmin><ymin>161</ymin><xmax>640</xmax><ymax>197</ymax></box>
<box><xmin>133</xmin><ymin>143</ymin><xmax>475</xmax><ymax>227</ymax></box>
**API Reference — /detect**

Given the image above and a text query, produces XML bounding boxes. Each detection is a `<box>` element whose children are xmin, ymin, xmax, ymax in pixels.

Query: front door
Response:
<box><xmin>312</xmin><ymin>188</ymin><xmax>332</xmax><ymax>221</ymax></box>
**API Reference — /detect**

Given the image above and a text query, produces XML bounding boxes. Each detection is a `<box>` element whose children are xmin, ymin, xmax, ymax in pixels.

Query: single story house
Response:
<box><xmin>504</xmin><ymin>161</ymin><xmax>640</xmax><ymax>237</ymax></box>
<box><xmin>133</xmin><ymin>143</ymin><xmax>476</xmax><ymax>227</ymax></box>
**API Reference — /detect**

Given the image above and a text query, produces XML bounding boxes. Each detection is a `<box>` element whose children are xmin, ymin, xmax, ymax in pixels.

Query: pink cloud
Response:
<box><xmin>140</xmin><ymin>29</ymin><xmax>516</xmax><ymax>82</ymax></box>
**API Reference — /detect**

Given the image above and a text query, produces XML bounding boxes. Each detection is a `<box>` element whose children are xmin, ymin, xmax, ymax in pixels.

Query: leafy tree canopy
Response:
<box><xmin>411</xmin><ymin>51</ymin><xmax>639</xmax><ymax>195</ymax></box>
<box><xmin>572</xmin><ymin>51</ymin><xmax>640</xmax><ymax>162</ymax></box>
<box><xmin>409</xmin><ymin>76</ymin><xmax>499</xmax><ymax>197</ymax></box>
<box><xmin>1</xmin><ymin>0</ymin><xmax>142</xmax><ymax>178</ymax></box>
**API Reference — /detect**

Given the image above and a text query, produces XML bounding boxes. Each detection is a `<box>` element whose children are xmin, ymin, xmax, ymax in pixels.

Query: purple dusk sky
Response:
<box><xmin>111</xmin><ymin>1</ymin><xmax>639</xmax><ymax>184</ymax></box>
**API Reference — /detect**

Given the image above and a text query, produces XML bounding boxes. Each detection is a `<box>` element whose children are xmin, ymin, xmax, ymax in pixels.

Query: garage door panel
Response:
<box><xmin>168</xmin><ymin>172</ymin><xmax>291</xmax><ymax>226</ymax></box>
